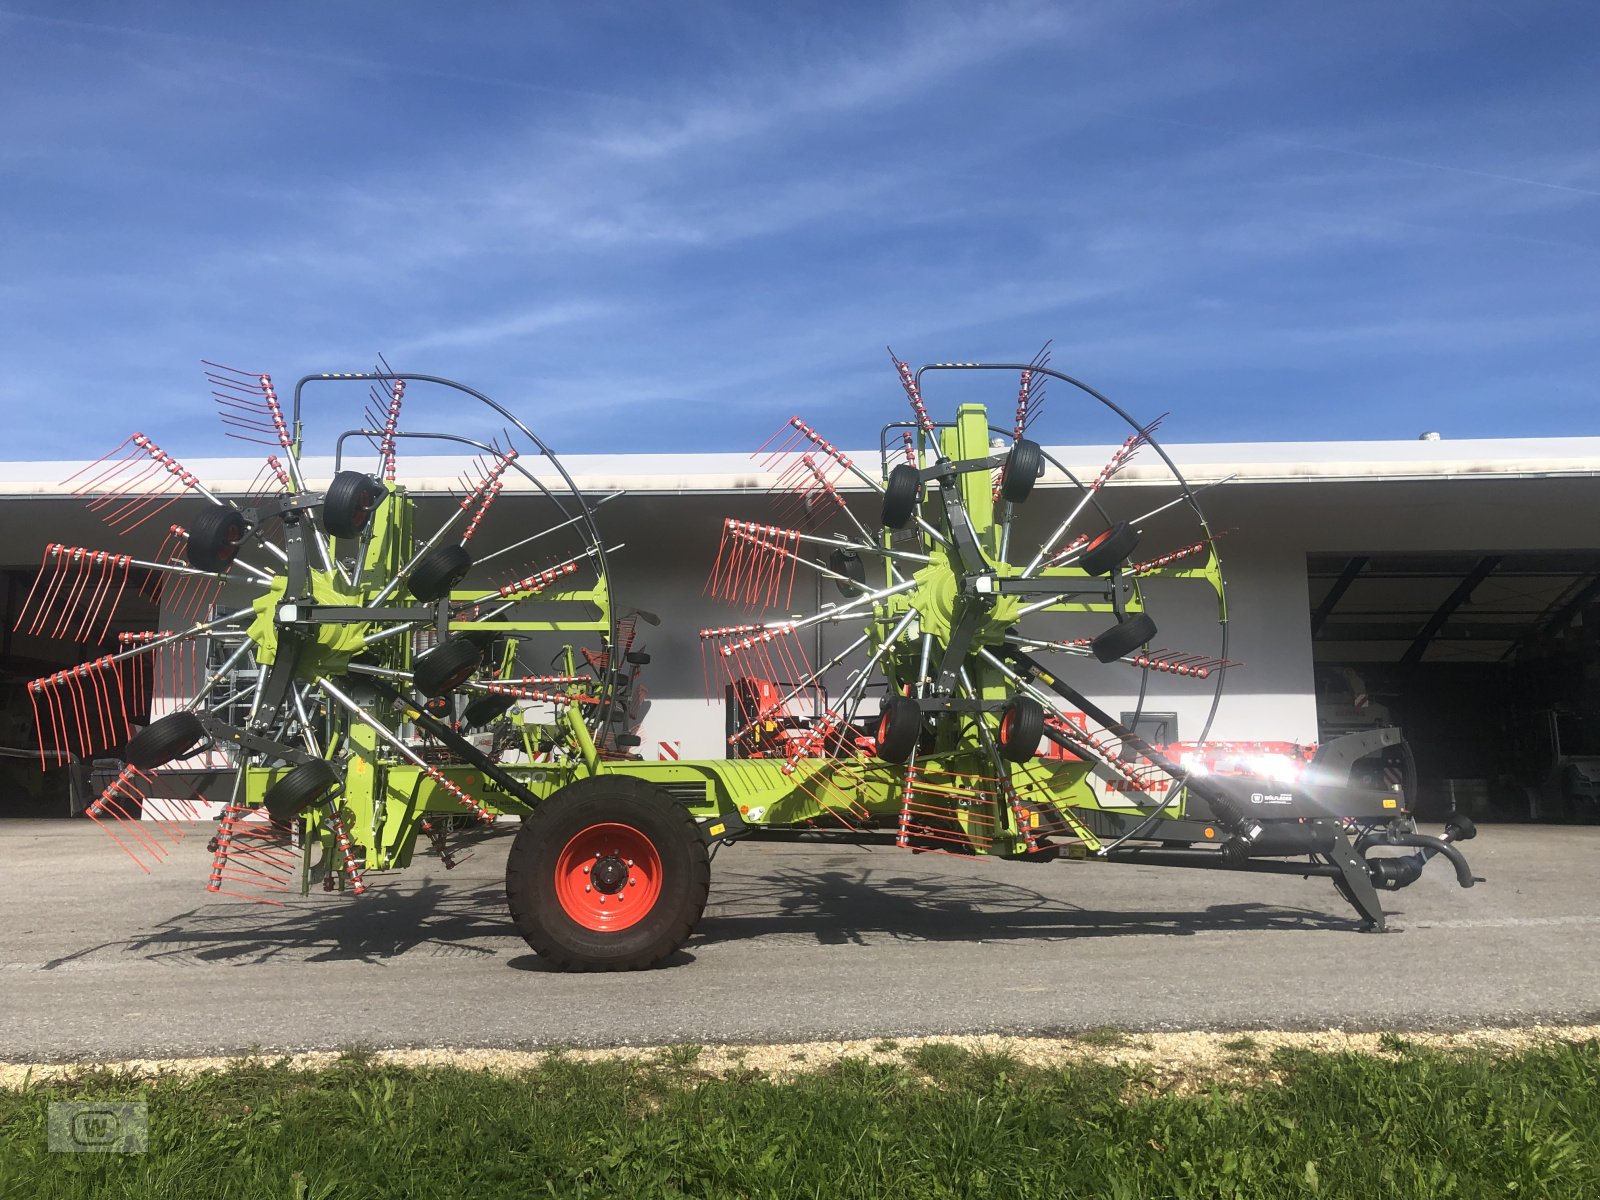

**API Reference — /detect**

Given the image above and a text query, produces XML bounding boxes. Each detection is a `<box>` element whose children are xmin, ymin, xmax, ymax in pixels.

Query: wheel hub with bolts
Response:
<box><xmin>590</xmin><ymin>855</ymin><xmax>629</xmax><ymax>894</ymax></box>
<box><xmin>27</xmin><ymin>349</ymin><xmax>1481</xmax><ymax>973</ymax></box>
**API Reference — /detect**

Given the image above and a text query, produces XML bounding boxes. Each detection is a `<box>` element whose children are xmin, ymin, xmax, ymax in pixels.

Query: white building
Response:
<box><xmin>3</xmin><ymin>435</ymin><xmax>1597</xmax><ymax>818</ymax></box>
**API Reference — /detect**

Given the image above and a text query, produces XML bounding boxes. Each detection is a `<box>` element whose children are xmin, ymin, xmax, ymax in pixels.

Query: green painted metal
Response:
<box><xmin>220</xmin><ymin>392</ymin><xmax>1225</xmax><ymax>895</ymax></box>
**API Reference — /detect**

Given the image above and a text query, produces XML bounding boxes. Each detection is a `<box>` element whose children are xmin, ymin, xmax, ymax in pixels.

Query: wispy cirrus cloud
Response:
<box><xmin>0</xmin><ymin>0</ymin><xmax>1595</xmax><ymax>461</ymax></box>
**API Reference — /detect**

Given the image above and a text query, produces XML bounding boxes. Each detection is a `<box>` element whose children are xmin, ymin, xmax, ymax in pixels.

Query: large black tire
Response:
<box><xmin>997</xmin><ymin>696</ymin><xmax>1045</xmax><ymax>762</ymax></box>
<box><xmin>184</xmin><ymin>505</ymin><xmax>251</xmax><ymax>574</ymax></box>
<box><xmin>829</xmin><ymin>547</ymin><xmax>866</xmax><ymax>597</ymax></box>
<box><xmin>408</xmin><ymin>542</ymin><xmax>473</xmax><ymax>602</ymax></box>
<box><xmin>322</xmin><ymin>471</ymin><xmax>385</xmax><ymax>539</ymax></box>
<box><xmin>1078</xmin><ymin>522</ymin><xmax>1140</xmax><ymax>576</ymax></box>
<box><xmin>414</xmin><ymin>638</ymin><xmax>483</xmax><ymax>697</ymax></box>
<box><xmin>1092</xmin><ymin>612</ymin><xmax>1157</xmax><ymax>663</ymax></box>
<box><xmin>875</xmin><ymin>695</ymin><xmax>922</xmax><ymax>763</ymax></box>
<box><xmin>264</xmin><ymin>759</ymin><xmax>340</xmax><ymax>822</ymax></box>
<box><xmin>123</xmin><ymin>712</ymin><xmax>207</xmax><ymax>769</ymax></box>
<box><xmin>506</xmin><ymin>776</ymin><xmax>709</xmax><ymax>971</ymax></box>
<box><xmin>1000</xmin><ymin>439</ymin><xmax>1043</xmax><ymax>504</ymax></box>
<box><xmin>880</xmin><ymin>463</ymin><xmax>922</xmax><ymax>530</ymax></box>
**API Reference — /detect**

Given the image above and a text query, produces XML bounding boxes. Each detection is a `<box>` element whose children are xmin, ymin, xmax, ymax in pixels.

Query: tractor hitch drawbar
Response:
<box><xmin>1102</xmin><ymin>812</ymin><xmax>1480</xmax><ymax>930</ymax></box>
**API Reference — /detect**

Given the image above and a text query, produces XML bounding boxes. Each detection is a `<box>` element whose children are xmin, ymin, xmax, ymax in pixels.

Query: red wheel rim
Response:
<box><xmin>553</xmin><ymin>822</ymin><xmax>663</xmax><ymax>932</ymax></box>
<box><xmin>1000</xmin><ymin>707</ymin><xmax>1015</xmax><ymax>745</ymax></box>
<box><xmin>1085</xmin><ymin>528</ymin><xmax>1111</xmax><ymax>552</ymax></box>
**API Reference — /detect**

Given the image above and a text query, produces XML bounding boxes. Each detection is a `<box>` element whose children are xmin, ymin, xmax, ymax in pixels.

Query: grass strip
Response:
<box><xmin>1</xmin><ymin>1039</ymin><xmax>1595</xmax><ymax>1198</ymax></box>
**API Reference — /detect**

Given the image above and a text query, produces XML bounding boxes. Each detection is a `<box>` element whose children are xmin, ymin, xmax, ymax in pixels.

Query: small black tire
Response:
<box><xmin>874</xmin><ymin>695</ymin><xmax>922</xmax><ymax>763</ymax></box>
<box><xmin>322</xmin><ymin>471</ymin><xmax>385</xmax><ymax>539</ymax></box>
<box><xmin>264</xmin><ymin>759</ymin><xmax>340</xmax><ymax>822</ymax></box>
<box><xmin>1092</xmin><ymin>612</ymin><xmax>1158</xmax><ymax>663</ymax></box>
<box><xmin>505</xmin><ymin>776</ymin><xmax>709</xmax><ymax>971</ymax></box>
<box><xmin>184</xmin><ymin>505</ymin><xmax>251</xmax><ymax>574</ymax></box>
<box><xmin>830</xmin><ymin>547</ymin><xmax>867</xmax><ymax>597</ymax></box>
<box><xmin>1000</xmin><ymin>439</ymin><xmax>1043</xmax><ymax>504</ymax></box>
<box><xmin>614</xmin><ymin>733</ymin><xmax>643</xmax><ymax>748</ymax></box>
<box><xmin>123</xmin><ymin>712</ymin><xmax>207</xmax><ymax>769</ymax></box>
<box><xmin>880</xmin><ymin>464</ymin><xmax>922</xmax><ymax>530</ymax></box>
<box><xmin>408</xmin><ymin>543</ymin><xmax>473</xmax><ymax>602</ymax></box>
<box><xmin>998</xmin><ymin>696</ymin><xmax>1045</xmax><ymax>762</ymax></box>
<box><xmin>461</xmin><ymin>694</ymin><xmax>515</xmax><ymax>729</ymax></box>
<box><xmin>414</xmin><ymin>638</ymin><xmax>483</xmax><ymax>697</ymax></box>
<box><xmin>1078</xmin><ymin>522</ymin><xmax>1140</xmax><ymax>576</ymax></box>
<box><xmin>625</xmin><ymin>651</ymin><xmax>652</xmax><ymax>666</ymax></box>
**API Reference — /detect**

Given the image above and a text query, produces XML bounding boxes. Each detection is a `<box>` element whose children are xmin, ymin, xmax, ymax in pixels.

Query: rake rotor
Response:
<box><xmin>702</xmin><ymin>351</ymin><xmax>1237</xmax><ymax>852</ymax></box>
<box><xmin>20</xmin><ymin>361</ymin><xmax>625</xmax><ymax>902</ymax></box>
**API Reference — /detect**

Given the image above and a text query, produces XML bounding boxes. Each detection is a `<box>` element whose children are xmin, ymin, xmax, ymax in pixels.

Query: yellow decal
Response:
<box><xmin>708</xmin><ymin>822</ymin><xmax>726</xmax><ymax>837</ymax></box>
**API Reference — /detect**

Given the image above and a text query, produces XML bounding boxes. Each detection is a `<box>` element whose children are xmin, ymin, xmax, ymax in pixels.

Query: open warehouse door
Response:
<box><xmin>1309</xmin><ymin>551</ymin><xmax>1600</xmax><ymax>821</ymax></box>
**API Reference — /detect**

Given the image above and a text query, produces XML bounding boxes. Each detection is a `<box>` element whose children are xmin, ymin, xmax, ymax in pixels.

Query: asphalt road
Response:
<box><xmin>2</xmin><ymin>819</ymin><xmax>1597</xmax><ymax>1062</ymax></box>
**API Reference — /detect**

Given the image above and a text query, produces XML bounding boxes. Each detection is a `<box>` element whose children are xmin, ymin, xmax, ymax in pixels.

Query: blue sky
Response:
<box><xmin>1</xmin><ymin>1</ymin><xmax>1596</xmax><ymax>462</ymax></box>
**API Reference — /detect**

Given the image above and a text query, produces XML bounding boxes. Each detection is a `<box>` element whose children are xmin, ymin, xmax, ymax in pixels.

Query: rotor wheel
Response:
<box><xmin>997</xmin><ymin>696</ymin><xmax>1045</xmax><ymax>763</ymax></box>
<box><xmin>829</xmin><ymin>547</ymin><xmax>867</xmax><ymax>597</ymax></box>
<box><xmin>875</xmin><ymin>695</ymin><xmax>922</xmax><ymax>763</ymax></box>
<box><xmin>1000</xmin><ymin>438</ymin><xmax>1043</xmax><ymax>503</ymax></box>
<box><xmin>1092</xmin><ymin>612</ymin><xmax>1158</xmax><ymax>663</ymax></box>
<box><xmin>184</xmin><ymin>505</ymin><xmax>251</xmax><ymax>574</ymax></box>
<box><xmin>414</xmin><ymin>638</ymin><xmax>484</xmax><ymax>697</ymax></box>
<box><xmin>323</xmin><ymin>471</ymin><xmax>385</xmax><ymax>539</ymax></box>
<box><xmin>460</xmin><ymin>693</ymin><xmax>515</xmax><ymax>729</ymax></box>
<box><xmin>505</xmin><ymin>776</ymin><xmax>709</xmax><ymax>971</ymax></box>
<box><xmin>123</xmin><ymin>712</ymin><xmax>207</xmax><ymax>769</ymax></box>
<box><xmin>1078</xmin><ymin>521</ymin><xmax>1140</xmax><ymax>577</ymax></box>
<box><xmin>407</xmin><ymin>542</ymin><xmax>473</xmax><ymax>603</ymax></box>
<box><xmin>264</xmin><ymin>759</ymin><xmax>341</xmax><ymax>822</ymax></box>
<box><xmin>880</xmin><ymin>463</ymin><xmax>921</xmax><ymax>530</ymax></box>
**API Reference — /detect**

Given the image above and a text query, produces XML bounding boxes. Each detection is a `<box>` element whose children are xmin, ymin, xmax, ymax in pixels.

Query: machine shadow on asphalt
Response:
<box><xmin>692</xmin><ymin>866</ymin><xmax>1352</xmax><ymax>947</ymax></box>
<box><xmin>37</xmin><ymin>860</ymin><xmax>1361</xmax><ymax>975</ymax></box>
<box><xmin>41</xmin><ymin>878</ymin><xmax>510</xmax><ymax>970</ymax></box>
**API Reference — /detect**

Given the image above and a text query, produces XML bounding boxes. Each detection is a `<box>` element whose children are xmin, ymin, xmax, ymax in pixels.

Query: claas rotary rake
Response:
<box><xmin>22</xmin><ymin>354</ymin><xmax>1480</xmax><ymax>970</ymax></box>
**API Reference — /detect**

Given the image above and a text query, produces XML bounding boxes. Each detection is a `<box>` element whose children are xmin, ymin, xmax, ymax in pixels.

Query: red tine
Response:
<box><xmin>47</xmin><ymin>551</ymin><xmax>99</xmax><ymax>641</ymax></box>
<box><xmin>62</xmin><ymin>434</ymin><xmax>140</xmax><ymax>492</ymax></box>
<box><xmin>16</xmin><ymin>545</ymin><xmax>64</xmax><ymax>635</ymax></box>
<box><xmin>85</xmin><ymin>800</ymin><xmax>155</xmax><ymax>874</ymax></box>
<box><xmin>378</xmin><ymin>378</ymin><xmax>404</xmax><ymax>481</ymax></box>
<box><xmin>325</xmin><ymin>805</ymin><xmax>367</xmax><ymax>896</ymax></box>
<box><xmin>35</xmin><ymin>680</ymin><xmax>68</xmax><ymax>769</ymax></box>
<box><xmin>1014</xmin><ymin>368</ymin><xmax>1034</xmax><ymax>441</ymax></box>
<box><xmin>1129</xmin><ymin>539</ymin><xmax>1213</xmax><ymax>576</ymax></box>
<box><xmin>704</xmin><ymin>519</ymin><xmax>736</xmax><ymax>597</ymax></box>
<box><xmin>888</xmin><ymin>349</ymin><xmax>935</xmax><ymax>434</ymax></box>
<box><xmin>26</xmin><ymin>682</ymin><xmax>51</xmax><ymax>771</ymax></box>
<box><xmin>460</xmin><ymin>449</ymin><xmax>518</xmax><ymax>544</ymax></box>
<box><xmin>69</xmin><ymin>554</ymin><xmax>120</xmax><ymax>643</ymax></box>
<box><xmin>23</xmin><ymin>547</ymin><xmax>75</xmax><ymax>636</ymax></box>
